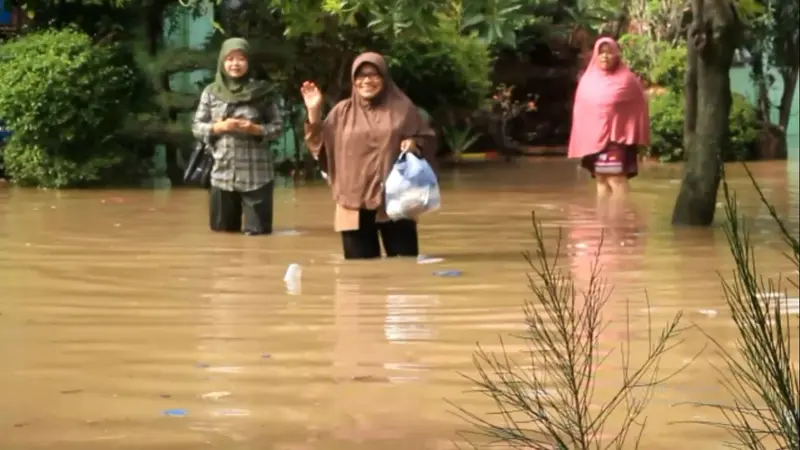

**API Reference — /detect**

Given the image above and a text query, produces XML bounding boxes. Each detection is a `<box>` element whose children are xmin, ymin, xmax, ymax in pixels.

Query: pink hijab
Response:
<box><xmin>567</xmin><ymin>37</ymin><xmax>650</xmax><ymax>159</ymax></box>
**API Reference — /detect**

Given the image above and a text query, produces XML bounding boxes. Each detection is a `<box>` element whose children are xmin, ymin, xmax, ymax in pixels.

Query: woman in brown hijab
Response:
<box><xmin>301</xmin><ymin>52</ymin><xmax>438</xmax><ymax>260</ymax></box>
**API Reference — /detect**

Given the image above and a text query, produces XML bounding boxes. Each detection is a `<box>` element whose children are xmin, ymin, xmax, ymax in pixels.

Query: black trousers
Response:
<box><xmin>209</xmin><ymin>182</ymin><xmax>274</xmax><ymax>235</ymax></box>
<box><xmin>341</xmin><ymin>209</ymin><xmax>419</xmax><ymax>260</ymax></box>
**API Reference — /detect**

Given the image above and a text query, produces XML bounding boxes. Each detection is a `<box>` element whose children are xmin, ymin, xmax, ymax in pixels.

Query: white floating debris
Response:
<box><xmin>284</xmin><ymin>263</ymin><xmax>301</xmax><ymax>282</ymax></box>
<box><xmin>274</xmin><ymin>229</ymin><xmax>303</xmax><ymax>236</ymax></box>
<box><xmin>201</xmin><ymin>391</ymin><xmax>231</xmax><ymax>400</ymax></box>
<box><xmin>417</xmin><ymin>255</ymin><xmax>444</xmax><ymax>265</ymax></box>
<box><xmin>211</xmin><ymin>408</ymin><xmax>250</xmax><ymax>417</ymax></box>
<box><xmin>697</xmin><ymin>309</ymin><xmax>719</xmax><ymax>318</ymax></box>
<box><xmin>205</xmin><ymin>366</ymin><xmax>242</xmax><ymax>374</ymax></box>
<box><xmin>284</xmin><ymin>263</ymin><xmax>302</xmax><ymax>295</ymax></box>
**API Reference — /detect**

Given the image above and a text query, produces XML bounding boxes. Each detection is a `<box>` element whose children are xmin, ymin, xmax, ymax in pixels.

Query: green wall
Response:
<box><xmin>730</xmin><ymin>67</ymin><xmax>799</xmax><ymax>160</ymax></box>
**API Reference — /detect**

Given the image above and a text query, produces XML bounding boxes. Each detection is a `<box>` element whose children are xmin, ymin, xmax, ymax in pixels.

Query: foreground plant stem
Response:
<box><xmin>688</xmin><ymin>164</ymin><xmax>799</xmax><ymax>450</ymax></box>
<box><xmin>453</xmin><ymin>213</ymin><xmax>686</xmax><ymax>450</ymax></box>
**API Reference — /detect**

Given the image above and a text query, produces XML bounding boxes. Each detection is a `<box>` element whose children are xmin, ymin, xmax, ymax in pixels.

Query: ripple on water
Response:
<box><xmin>0</xmin><ymin>160</ymin><xmax>797</xmax><ymax>450</ymax></box>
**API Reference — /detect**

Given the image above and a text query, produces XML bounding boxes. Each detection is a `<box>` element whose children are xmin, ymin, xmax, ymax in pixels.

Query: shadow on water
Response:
<box><xmin>0</xmin><ymin>160</ymin><xmax>797</xmax><ymax>449</ymax></box>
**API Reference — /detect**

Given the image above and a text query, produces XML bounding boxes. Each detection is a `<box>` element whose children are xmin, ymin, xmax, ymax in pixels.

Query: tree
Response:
<box><xmin>671</xmin><ymin>0</ymin><xmax>743</xmax><ymax>226</ymax></box>
<box><xmin>10</xmin><ymin>0</ymin><xmax>219</xmax><ymax>185</ymax></box>
<box><xmin>0</xmin><ymin>27</ymin><xmax>148</xmax><ymax>187</ymax></box>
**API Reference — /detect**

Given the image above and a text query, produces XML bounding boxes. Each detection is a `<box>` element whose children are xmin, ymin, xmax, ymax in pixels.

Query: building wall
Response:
<box><xmin>730</xmin><ymin>67</ymin><xmax>798</xmax><ymax>212</ymax></box>
<box><xmin>164</xmin><ymin>4</ymin><xmax>214</xmax><ymax>95</ymax></box>
<box><xmin>730</xmin><ymin>67</ymin><xmax>800</xmax><ymax>160</ymax></box>
<box><xmin>0</xmin><ymin>0</ymin><xmax>13</xmax><ymax>27</ymax></box>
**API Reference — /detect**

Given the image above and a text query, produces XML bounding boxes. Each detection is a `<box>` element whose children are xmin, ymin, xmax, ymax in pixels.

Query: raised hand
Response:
<box><xmin>300</xmin><ymin>81</ymin><xmax>323</xmax><ymax>123</ymax></box>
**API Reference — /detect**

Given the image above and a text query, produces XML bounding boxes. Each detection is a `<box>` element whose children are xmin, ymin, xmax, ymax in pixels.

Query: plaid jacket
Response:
<box><xmin>192</xmin><ymin>87</ymin><xmax>283</xmax><ymax>192</ymax></box>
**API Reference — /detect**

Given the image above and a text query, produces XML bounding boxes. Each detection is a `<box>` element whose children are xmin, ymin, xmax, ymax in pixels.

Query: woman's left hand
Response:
<box><xmin>400</xmin><ymin>138</ymin><xmax>419</xmax><ymax>155</ymax></box>
<box><xmin>236</xmin><ymin>119</ymin><xmax>262</xmax><ymax>136</ymax></box>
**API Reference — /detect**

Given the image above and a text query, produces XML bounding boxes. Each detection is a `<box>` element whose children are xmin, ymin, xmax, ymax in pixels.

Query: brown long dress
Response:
<box><xmin>304</xmin><ymin>52</ymin><xmax>438</xmax><ymax>232</ymax></box>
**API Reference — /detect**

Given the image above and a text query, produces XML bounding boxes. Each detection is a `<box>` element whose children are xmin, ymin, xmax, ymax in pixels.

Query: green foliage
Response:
<box><xmin>386</xmin><ymin>23</ymin><xmax>492</xmax><ymax>117</ymax></box>
<box><xmin>268</xmin><ymin>0</ymin><xmax>548</xmax><ymax>48</ymax></box>
<box><xmin>646</xmin><ymin>91</ymin><xmax>760</xmax><ymax>163</ymax></box>
<box><xmin>0</xmin><ymin>27</ymin><xmax>145</xmax><ymax>188</ymax></box>
<box><xmin>618</xmin><ymin>33</ymin><xmax>687</xmax><ymax>91</ymax></box>
<box><xmin>268</xmin><ymin>0</ymin><xmax>441</xmax><ymax>36</ymax></box>
<box><xmin>648</xmin><ymin>45</ymin><xmax>687</xmax><ymax>91</ymax></box>
<box><xmin>213</xmin><ymin>0</ymin><xmax>491</xmax><ymax>124</ymax></box>
<box><xmin>560</xmin><ymin>0</ymin><xmax>621</xmax><ymax>35</ymax></box>
<box><xmin>442</xmin><ymin>125</ymin><xmax>482</xmax><ymax>160</ymax></box>
<box><xmin>453</xmin><ymin>0</ymin><xmax>545</xmax><ymax>48</ymax></box>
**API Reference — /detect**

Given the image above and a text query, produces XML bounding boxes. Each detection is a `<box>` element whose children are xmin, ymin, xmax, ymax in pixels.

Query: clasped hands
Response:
<box><xmin>212</xmin><ymin>117</ymin><xmax>261</xmax><ymax>136</ymax></box>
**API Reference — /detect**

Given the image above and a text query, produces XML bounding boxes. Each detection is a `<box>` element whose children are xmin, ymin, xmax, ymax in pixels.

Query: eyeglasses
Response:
<box><xmin>355</xmin><ymin>73</ymin><xmax>382</xmax><ymax>81</ymax></box>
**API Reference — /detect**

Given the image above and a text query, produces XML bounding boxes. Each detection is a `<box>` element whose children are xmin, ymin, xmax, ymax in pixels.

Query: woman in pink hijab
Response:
<box><xmin>568</xmin><ymin>37</ymin><xmax>650</xmax><ymax>200</ymax></box>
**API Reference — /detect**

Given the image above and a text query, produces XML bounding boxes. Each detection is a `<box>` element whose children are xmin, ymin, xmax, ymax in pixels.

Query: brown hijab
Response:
<box><xmin>318</xmin><ymin>52</ymin><xmax>437</xmax><ymax>212</ymax></box>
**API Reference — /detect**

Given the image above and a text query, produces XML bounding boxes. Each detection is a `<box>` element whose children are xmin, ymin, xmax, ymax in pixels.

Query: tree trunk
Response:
<box><xmin>683</xmin><ymin>21</ymin><xmax>699</xmax><ymax>156</ymax></box>
<box><xmin>778</xmin><ymin>67</ymin><xmax>799</xmax><ymax>131</ymax></box>
<box><xmin>671</xmin><ymin>0</ymin><xmax>740</xmax><ymax>226</ymax></box>
<box><xmin>749</xmin><ymin>51</ymin><xmax>772</xmax><ymax>123</ymax></box>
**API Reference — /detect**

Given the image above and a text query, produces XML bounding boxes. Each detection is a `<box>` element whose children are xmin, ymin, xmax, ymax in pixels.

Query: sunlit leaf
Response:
<box><xmin>499</xmin><ymin>5</ymin><xmax>523</xmax><ymax>15</ymax></box>
<box><xmin>210</xmin><ymin>20</ymin><xmax>226</xmax><ymax>35</ymax></box>
<box><xmin>461</xmin><ymin>13</ymin><xmax>486</xmax><ymax>29</ymax></box>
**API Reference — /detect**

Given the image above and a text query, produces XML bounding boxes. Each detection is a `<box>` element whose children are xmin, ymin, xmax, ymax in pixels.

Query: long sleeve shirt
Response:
<box><xmin>192</xmin><ymin>86</ymin><xmax>283</xmax><ymax>192</ymax></box>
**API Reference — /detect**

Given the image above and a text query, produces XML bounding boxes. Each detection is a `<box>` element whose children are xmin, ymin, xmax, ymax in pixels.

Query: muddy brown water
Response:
<box><xmin>1</xmin><ymin>160</ymin><xmax>797</xmax><ymax>450</ymax></box>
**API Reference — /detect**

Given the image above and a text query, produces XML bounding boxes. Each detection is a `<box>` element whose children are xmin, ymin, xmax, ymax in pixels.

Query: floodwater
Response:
<box><xmin>0</xmin><ymin>160</ymin><xmax>797</xmax><ymax>450</ymax></box>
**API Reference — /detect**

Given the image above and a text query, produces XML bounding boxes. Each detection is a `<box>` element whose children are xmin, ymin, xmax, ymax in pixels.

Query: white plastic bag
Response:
<box><xmin>384</xmin><ymin>151</ymin><xmax>441</xmax><ymax>221</ymax></box>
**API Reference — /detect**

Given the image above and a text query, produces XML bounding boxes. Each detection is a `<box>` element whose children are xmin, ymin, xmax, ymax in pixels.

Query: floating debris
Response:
<box><xmin>273</xmin><ymin>229</ymin><xmax>304</xmax><ymax>236</ymax></box>
<box><xmin>697</xmin><ymin>309</ymin><xmax>719</xmax><ymax>318</ymax></box>
<box><xmin>206</xmin><ymin>366</ymin><xmax>242</xmax><ymax>374</ymax></box>
<box><xmin>284</xmin><ymin>263</ymin><xmax>302</xmax><ymax>295</ymax></box>
<box><xmin>433</xmin><ymin>270</ymin><xmax>462</xmax><ymax>277</ymax></box>
<box><xmin>60</xmin><ymin>389</ymin><xmax>83</xmax><ymax>395</ymax></box>
<box><xmin>211</xmin><ymin>408</ymin><xmax>250</xmax><ymax>417</ymax></box>
<box><xmin>201</xmin><ymin>391</ymin><xmax>231</xmax><ymax>400</ymax></box>
<box><xmin>163</xmin><ymin>408</ymin><xmax>188</xmax><ymax>417</ymax></box>
<box><xmin>417</xmin><ymin>255</ymin><xmax>444</xmax><ymax>265</ymax></box>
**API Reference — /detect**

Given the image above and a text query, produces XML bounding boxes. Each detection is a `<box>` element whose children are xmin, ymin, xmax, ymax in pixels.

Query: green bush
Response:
<box><xmin>646</xmin><ymin>91</ymin><xmax>760</xmax><ymax>162</ymax></box>
<box><xmin>385</xmin><ymin>24</ymin><xmax>492</xmax><ymax>120</ymax></box>
<box><xmin>618</xmin><ymin>34</ymin><xmax>687</xmax><ymax>91</ymax></box>
<box><xmin>0</xmin><ymin>27</ymin><xmax>147</xmax><ymax>188</ymax></box>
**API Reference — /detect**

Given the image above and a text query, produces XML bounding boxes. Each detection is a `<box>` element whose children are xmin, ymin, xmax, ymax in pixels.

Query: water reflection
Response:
<box><xmin>331</xmin><ymin>268</ymin><xmax>435</xmax><ymax>385</ymax></box>
<box><xmin>384</xmin><ymin>292</ymin><xmax>438</xmax><ymax>344</ymax></box>
<box><xmin>383</xmin><ymin>292</ymin><xmax>437</xmax><ymax>383</ymax></box>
